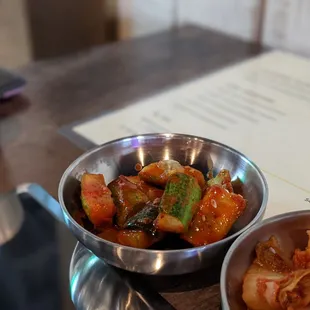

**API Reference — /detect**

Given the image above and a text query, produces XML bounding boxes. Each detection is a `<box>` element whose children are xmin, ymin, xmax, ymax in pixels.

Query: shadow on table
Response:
<box><xmin>116</xmin><ymin>259</ymin><xmax>222</xmax><ymax>293</ymax></box>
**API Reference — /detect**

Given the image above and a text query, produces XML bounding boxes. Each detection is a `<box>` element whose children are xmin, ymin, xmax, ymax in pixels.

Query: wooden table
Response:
<box><xmin>0</xmin><ymin>25</ymin><xmax>263</xmax><ymax>309</ymax></box>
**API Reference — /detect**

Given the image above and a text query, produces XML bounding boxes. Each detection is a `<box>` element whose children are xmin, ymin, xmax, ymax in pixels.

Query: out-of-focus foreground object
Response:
<box><xmin>0</xmin><ymin>191</ymin><xmax>24</xmax><ymax>245</ymax></box>
<box><xmin>0</xmin><ymin>68</ymin><xmax>26</xmax><ymax>100</ymax></box>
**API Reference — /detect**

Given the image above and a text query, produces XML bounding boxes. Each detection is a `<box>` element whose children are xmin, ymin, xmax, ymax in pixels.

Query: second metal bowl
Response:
<box><xmin>220</xmin><ymin>210</ymin><xmax>310</xmax><ymax>309</ymax></box>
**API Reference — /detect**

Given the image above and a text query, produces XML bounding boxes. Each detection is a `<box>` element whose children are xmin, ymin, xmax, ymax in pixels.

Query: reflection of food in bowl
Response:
<box><xmin>72</xmin><ymin>160</ymin><xmax>247</xmax><ymax>250</ymax></box>
<box><xmin>220</xmin><ymin>211</ymin><xmax>310</xmax><ymax>310</ymax></box>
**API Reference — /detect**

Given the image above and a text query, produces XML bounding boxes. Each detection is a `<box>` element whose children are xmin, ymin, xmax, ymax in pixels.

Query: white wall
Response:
<box><xmin>263</xmin><ymin>0</ymin><xmax>310</xmax><ymax>57</ymax></box>
<box><xmin>118</xmin><ymin>0</ymin><xmax>176</xmax><ymax>39</ymax></box>
<box><xmin>118</xmin><ymin>0</ymin><xmax>261</xmax><ymax>41</ymax></box>
<box><xmin>2</xmin><ymin>0</ymin><xmax>309</xmax><ymax>68</ymax></box>
<box><xmin>178</xmin><ymin>0</ymin><xmax>261</xmax><ymax>41</ymax></box>
<box><xmin>118</xmin><ymin>0</ymin><xmax>310</xmax><ymax>57</ymax></box>
<box><xmin>0</xmin><ymin>0</ymin><xmax>32</xmax><ymax>68</ymax></box>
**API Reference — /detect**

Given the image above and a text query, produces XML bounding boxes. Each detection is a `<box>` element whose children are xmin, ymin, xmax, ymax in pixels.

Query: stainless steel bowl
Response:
<box><xmin>220</xmin><ymin>210</ymin><xmax>310</xmax><ymax>310</ymax></box>
<box><xmin>55</xmin><ymin>133</ymin><xmax>268</xmax><ymax>275</ymax></box>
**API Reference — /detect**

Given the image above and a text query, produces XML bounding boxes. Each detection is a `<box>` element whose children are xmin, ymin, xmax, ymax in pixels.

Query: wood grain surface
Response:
<box><xmin>0</xmin><ymin>25</ymin><xmax>263</xmax><ymax>309</ymax></box>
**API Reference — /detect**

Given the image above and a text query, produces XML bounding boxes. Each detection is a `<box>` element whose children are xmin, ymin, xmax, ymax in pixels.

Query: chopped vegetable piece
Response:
<box><xmin>124</xmin><ymin>176</ymin><xmax>140</xmax><ymax>184</ymax></box>
<box><xmin>117</xmin><ymin>230</ymin><xmax>156</xmax><ymax>248</ymax></box>
<box><xmin>108</xmin><ymin>176</ymin><xmax>149</xmax><ymax>227</ymax></box>
<box><xmin>155</xmin><ymin>213</ymin><xmax>184</xmax><ymax>234</ymax></box>
<box><xmin>72</xmin><ymin>208</ymin><xmax>100</xmax><ymax>232</ymax></box>
<box><xmin>139</xmin><ymin>159</ymin><xmax>184</xmax><ymax>187</ymax></box>
<box><xmin>81</xmin><ymin>174</ymin><xmax>116</xmax><ymax>226</ymax></box>
<box><xmin>183</xmin><ymin>166</ymin><xmax>205</xmax><ymax>189</ymax></box>
<box><xmin>125</xmin><ymin>176</ymin><xmax>163</xmax><ymax>201</ymax></box>
<box><xmin>255</xmin><ymin>236</ymin><xmax>292</xmax><ymax>273</ymax></box>
<box><xmin>72</xmin><ymin>209</ymin><xmax>87</xmax><ymax>226</ymax></box>
<box><xmin>242</xmin><ymin>265</ymin><xmax>286</xmax><ymax>310</ymax></box>
<box><xmin>125</xmin><ymin>203</ymin><xmax>159</xmax><ymax>233</ymax></box>
<box><xmin>78</xmin><ymin>162</ymin><xmax>248</xmax><ymax>250</ymax></box>
<box><xmin>242</xmin><ymin>232</ymin><xmax>310</xmax><ymax>310</ymax></box>
<box><xmin>97</xmin><ymin>226</ymin><xmax>119</xmax><ymax>243</ymax></box>
<box><xmin>183</xmin><ymin>185</ymin><xmax>246</xmax><ymax>246</ymax></box>
<box><xmin>280</xmin><ymin>269</ymin><xmax>310</xmax><ymax>310</ymax></box>
<box><xmin>293</xmin><ymin>230</ymin><xmax>310</xmax><ymax>269</ymax></box>
<box><xmin>155</xmin><ymin>173</ymin><xmax>201</xmax><ymax>233</ymax></box>
<box><xmin>139</xmin><ymin>182</ymin><xmax>164</xmax><ymax>201</ymax></box>
<box><xmin>207</xmin><ymin>169</ymin><xmax>233</xmax><ymax>192</ymax></box>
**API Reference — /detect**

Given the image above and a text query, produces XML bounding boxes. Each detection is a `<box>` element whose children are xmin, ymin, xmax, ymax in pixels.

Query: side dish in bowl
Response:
<box><xmin>73</xmin><ymin>160</ymin><xmax>247</xmax><ymax>249</ymax></box>
<box><xmin>55</xmin><ymin>133</ymin><xmax>268</xmax><ymax>274</ymax></box>
<box><xmin>242</xmin><ymin>231</ymin><xmax>310</xmax><ymax>310</ymax></box>
<box><xmin>221</xmin><ymin>210</ymin><xmax>310</xmax><ymax>310</ymax></box>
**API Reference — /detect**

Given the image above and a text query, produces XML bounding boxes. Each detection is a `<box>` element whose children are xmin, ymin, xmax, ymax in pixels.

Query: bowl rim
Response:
<box><xmin>58</xmin><ymin>132</ymin><xmax>269</xmax><ymax>254</ymax></box>
<box><xmin>220</xmin><ymin>209</ymin><xmax>310</xmax><ymax>309</ymax></box>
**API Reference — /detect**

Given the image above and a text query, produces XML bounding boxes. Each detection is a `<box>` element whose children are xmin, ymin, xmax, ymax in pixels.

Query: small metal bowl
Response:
<box><xmin>220</xmin><ymin>210</ymin><xmax>310</xmax><ymax>310</ymax></box>
<box><xmin>58</xmin><ymin>133</ymin><xmax>268</xmax><ymax>275</ymax></box>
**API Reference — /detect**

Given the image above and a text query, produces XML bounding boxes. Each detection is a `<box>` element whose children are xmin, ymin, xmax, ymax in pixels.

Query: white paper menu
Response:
<box><xmin>73</xmin><ymin>51</ymin><xmax>310</xmax><ymax>219</ymax></box>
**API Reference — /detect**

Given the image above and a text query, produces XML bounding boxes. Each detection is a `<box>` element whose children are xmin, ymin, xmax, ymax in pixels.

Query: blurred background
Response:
<box><xmin>1</xmin><ymin>0</ymin><xmax>310</xmax><ymax>69</ymax></box>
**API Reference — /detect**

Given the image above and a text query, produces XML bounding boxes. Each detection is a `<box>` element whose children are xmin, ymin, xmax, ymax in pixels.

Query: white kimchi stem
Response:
<box><xmin>242</xmin><ymin>265</ymin><xmax>285</xmax><ymax>310</ymax></box>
